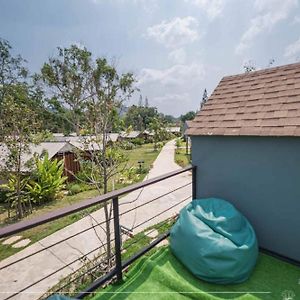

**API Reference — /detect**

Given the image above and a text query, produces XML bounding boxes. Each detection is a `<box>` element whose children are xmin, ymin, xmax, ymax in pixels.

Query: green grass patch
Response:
<box><xmin>175</xmin><ymin>148</ymin><xmax>191</xmax><ymax>168</ymax></box>
<box><xmin>93</xmin><ymin>247</ymin><xmax>300</xmax><ymax>300</ymax></box>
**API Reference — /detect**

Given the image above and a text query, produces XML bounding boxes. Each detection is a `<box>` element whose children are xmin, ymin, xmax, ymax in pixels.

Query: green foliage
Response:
<box><xmin>131</xmin><ymin>138</ymin><xmax>144</xmax><ymax>146</ymax></box>
<box><xmin>117</xmin><ymin>166</ymin><xmax>140</xmax><ymax>185</ymax></box>
<box><xmin>67</xmin><ymin>184</ymin><xmax>82</xmax><ymax>195</ymax></box>
<box><xmin>1</xmin><ymin>175</ymin><xmax>31</xmax><ymax>218</ymax></box>
<box><xmin>26</xmin><ymin>153</ymin><xmax>67</xmax><ymax>205</ymax></box>
<box><xmin>124</xmin><ymin>105</ymin><xmax>159</xmax><ymax>131</ymax></box>
<box><xmin>75</xmin><ymin>160</ymin><xmax>103</xmax><ymax>187</ymax></box>
<box><xmin>149</xmin><ymin>117</ymin><xmax>168</xmax><ymax>151</ymax></box>
<box><xmin>119</xmin><ymin>141</ymin><xmax>135</xmax><ymax>150</ymax></box>
<box><xmin>180</xmin><ymin>111</ymin><xmax>196</xmax><ymax>123</ymax></box>
<box><xmin>40</xmin><ymin>45</ymin><xmax>93</xmax><ymax>134</ymax></box>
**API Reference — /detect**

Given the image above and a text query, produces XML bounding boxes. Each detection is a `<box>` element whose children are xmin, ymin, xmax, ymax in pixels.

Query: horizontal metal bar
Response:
<box><xmin>119</xmin><ymin>182</ymin><xmax>192</xmax><ymax>216</ymax></box>
<box><xmin>131</xmin><ymin>195</ymin><xmax>191</xmax><ymax>230</ymax></box>
<box><xmin>0</xmin><ymin>166</ymin><xmax>193</xmax><ymax>238</ymax></box>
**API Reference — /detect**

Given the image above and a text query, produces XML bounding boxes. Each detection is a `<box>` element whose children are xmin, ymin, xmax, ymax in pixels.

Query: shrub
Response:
<box><xmin>0</xmin><ymin>188</ymin><xmax>7</xmax><ymax>204</ymax></box>
<box><xmin>26</xmin><ymin>153</ymin><xmax>67</xmax><ymax>205</ymax></box>
<box><xmin>117</xmin><ymin>167</ymin><xmax>140</xmax><ymax>185</ymax></box>
<box><xmin>132</xmin><ymin>138</ymin><xmax>144</xmax><ymax>145</ymax></box>
<box><xmin>157</xmin><ymin>142</ymin><xmax>164</xmax><ymax>149</ymax></box>
<box><xmin>120</xmin><ymin>141</ymin><xmax>135</xmax><ymax>150</ymax></box>
<box><xmin>67</xmin><ymin>184</ymin><xmax>82</xmax><ymax>195</ymax></box>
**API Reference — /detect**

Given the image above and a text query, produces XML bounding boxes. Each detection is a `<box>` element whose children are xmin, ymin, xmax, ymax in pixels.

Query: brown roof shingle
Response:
<box><xmin>187</xmin><ymin>62</ymin><xmax>300</xmax><ymax>137</ymax></box>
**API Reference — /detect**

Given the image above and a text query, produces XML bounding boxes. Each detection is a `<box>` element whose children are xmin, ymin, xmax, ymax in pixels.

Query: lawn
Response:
<box><xmin>0</xmin><ymin>143</ymin><xmax>161</xmax><ymax>261</ymax></box>
<box><xmin>174</xmin><ymin>138</ymin><xmax>191</xmax><ymax>168</ymax></box>
<box><xmin>175</xmin><ymin>147</ymin><xmax>191</xmax><ymax>168</ymax></box>
<box><xmin>94</xmin><ymin>246</ymin><xmax>300</xmax><ymax>300</ymax></box>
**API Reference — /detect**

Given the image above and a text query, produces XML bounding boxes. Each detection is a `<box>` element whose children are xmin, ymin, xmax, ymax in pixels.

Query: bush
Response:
<box><xmin>120</xmin><ymin>141</ymin><xmax>135</xmax><ymax>150</ymax></box>
<box><xmin>0</xmin><ymin>188</ymin><xmax>7</xmax><ymax>204</ymax></box>
<box><xmin>132</xmin><ymin>138</ymin><xmax>144</xmax><ymax>146</ymax></box>
<box><xmin>26</xmin><ymin>153</ymin><xmax>67</xmax><ymax>205</ymax></box>
<box><xmin>67</xmin><ymin>184</ymin><xmax>82</xmax><ymax>195</ymax></box>
<box><xmin>157</xmin><ymin>142</ymin><xmax>164</xmax><ymax>149</ymax></box>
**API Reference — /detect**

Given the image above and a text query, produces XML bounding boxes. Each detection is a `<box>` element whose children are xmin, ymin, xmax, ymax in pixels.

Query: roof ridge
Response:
<box><xmin>222</xmin><ymin>62</ymin><xmax>300</xmax><ymax>81</ymax></box>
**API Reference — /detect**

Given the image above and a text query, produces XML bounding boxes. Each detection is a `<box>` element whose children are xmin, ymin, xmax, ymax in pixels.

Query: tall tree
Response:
<box><xmin>180</xmin><ymin>111</ymin><xmax>196</xmax><ymax>123</ymax></box>
<box><xmin>40</xmin><ymin>45</ymin><xmax>92</xmax><ymax>134</ymax></box>
<box><xmin>200</xmin><ymin>88</ymin><xmax>208</xmax><ymax>109</ymax></box>
<box><xmin>145</xmin><ymin>96</ymin><xmax>149</xmax><ymax>108</ymax></box>
<box><xmin>0</xmin><ymin>38</ymin><xmax>28</xmax><ymax>113</ymax></box>
<box><xmin>0</xmin><ymin>39</ymin><xmax>41</xmax><ymax>218</ymax></box>
<box><xmin>124</xmin><ymin>105</ymin><xmax>159</xmax><ymax>131</ymax></box>
<box><xmin>0</xmin><ymin>83</ymin><xmax>41</xmax><ymax>218</ymax></box>
<box><xmin>138</xmin><ymin>94</ymin><xmax>143</xmax><ymax>107</ymax></box>
<box><xmin>149</xmin><ymin>117</ymin><xmax>168</xmax><ymax>151</ymax></box>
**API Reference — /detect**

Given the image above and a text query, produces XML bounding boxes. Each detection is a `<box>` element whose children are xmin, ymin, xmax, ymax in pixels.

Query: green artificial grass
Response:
<box><xmin>92</xmin><ymin>246</ymin><xmax>300</xmax><ymax>300</ymax></box>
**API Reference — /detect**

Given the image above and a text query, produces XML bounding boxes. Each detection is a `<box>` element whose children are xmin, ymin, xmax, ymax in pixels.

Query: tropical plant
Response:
<box><xmin>1</xmin><ymin>175</ymin><xmax>31</xmax><ymax>218</ymax></box>
<box><xmin>26</xmin><ymin>153</ymin><xmax>67</xmax><ymax>205</ymax></box>
<box><xmin>117</xmin><ymin>167</ymin><xmax>140</xmax><ymax>185</ymax></box>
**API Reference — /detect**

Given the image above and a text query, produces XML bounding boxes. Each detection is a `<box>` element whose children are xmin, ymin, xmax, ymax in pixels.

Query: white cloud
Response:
<box><xmin>292</xmin><ymin>15</ymin><xmax>300</xmax><ymax>24</ymax></box>
<box><xmin>152</xmin><ymin>93</ymin><xmax>193</xmax><ymax>115</ymax></box>
<box><xmin>146</xmin><ymin>17</ymin><xmax>199</xmax><ymax>49</ymax></box>
<box><xmin>137</xmin><ymin>63</ymin><xmax>205</xmax><ymax>115</ymax></box>
<box><xmin>284</xmin><ymin>37</ymin><xmax>300</xmax><ymax>60</ymax></box>
<box><xmin>168</xmin><ymin>48</ymin><xmax>187</xmax><ymax>64</ymax></box>
<box><xmin>138</xmin><ymin>63</ymin><xmax>205</xmax><ymax>87</ymax></box>
<box><xmin>236</xmin><ymin>0</ymin><xmax>298</xmax><ymax>55</ymax></box>
<box><xmin>185</xmin><ymin>0</ymin><xmax>225</xmax><ymax>20</ymax></box>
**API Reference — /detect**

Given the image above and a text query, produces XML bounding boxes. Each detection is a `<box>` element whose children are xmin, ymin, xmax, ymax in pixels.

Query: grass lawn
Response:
<box><xmin>175</xmin><ymin>147</ymin><xmax>191</xmax><ymax>168</ymax></box>
<box><xmin>0</xmin><ymin>143</ymin><xmax>161</xmax><ymax>261</ymax></box>
<box><xmin>94</xmin><ymin>247</ymin><xmax>300</xmax><ymax>300</ymax></box>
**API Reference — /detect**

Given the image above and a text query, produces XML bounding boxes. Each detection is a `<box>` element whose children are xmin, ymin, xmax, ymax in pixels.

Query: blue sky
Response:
<box><xmin>1</xmin><ymin>0</ymin><xmax>300</xmax><ymax>116</ymax></box>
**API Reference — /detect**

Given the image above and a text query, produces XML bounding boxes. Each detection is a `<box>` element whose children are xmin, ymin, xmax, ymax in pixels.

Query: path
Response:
<box><xmin>0</xmin><ymin>140</ymin><xmax>192</xmax><ymax>300</ymax></box>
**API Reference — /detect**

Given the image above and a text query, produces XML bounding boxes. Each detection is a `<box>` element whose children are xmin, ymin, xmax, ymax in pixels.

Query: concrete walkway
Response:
<box><xmin>0</xmin><ymin>140</ymin><xmax>192</xmax><ymax>300</ymax></box>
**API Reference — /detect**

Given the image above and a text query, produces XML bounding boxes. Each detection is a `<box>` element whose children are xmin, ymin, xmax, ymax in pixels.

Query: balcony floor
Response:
<box><xmin>92</xmin><ymin>246</ymin><xmax>300</xmax><ymax>300</ymax></box>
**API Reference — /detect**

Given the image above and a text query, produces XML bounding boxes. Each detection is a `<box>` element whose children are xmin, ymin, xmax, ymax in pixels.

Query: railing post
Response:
<box><xmin>192</xmin><ymin>166</ymin><xmax>197</xmax><ymax>200</ymax></box>
<box><xmin>112</xmin><ymin>196</ymin><xmax>122</xmax><ymax>281</ymax></box>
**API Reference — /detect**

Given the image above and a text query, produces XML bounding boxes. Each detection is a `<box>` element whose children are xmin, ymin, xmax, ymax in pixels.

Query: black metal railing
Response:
<box><xmin>0</xmin><ymin>165</ymin><xmax>196</xmax><ymax>299</ymax></box>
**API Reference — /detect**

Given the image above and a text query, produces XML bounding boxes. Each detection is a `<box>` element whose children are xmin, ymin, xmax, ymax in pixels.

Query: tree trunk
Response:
<box><xmin>16</xmin><ymin>149</ymin><xmax>23</xmax><ymax>219</ymax></box>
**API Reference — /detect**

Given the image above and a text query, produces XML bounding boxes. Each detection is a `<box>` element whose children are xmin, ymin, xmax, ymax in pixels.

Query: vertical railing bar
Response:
<box><xmin>112</xmin><ymin>196</ymin><xmax>122</xmax><ymax>281</ymax></box>
<box><xmin>192</xmin><ymin>165</ymin><xmax>197</xmax><ymax>200</ymax></box>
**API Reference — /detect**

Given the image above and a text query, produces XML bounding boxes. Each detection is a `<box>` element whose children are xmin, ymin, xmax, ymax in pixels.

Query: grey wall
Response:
<box><xmin>191</xmin><ymin>135</ymin><xmax>300</xmax><ymax>262</ymax></box>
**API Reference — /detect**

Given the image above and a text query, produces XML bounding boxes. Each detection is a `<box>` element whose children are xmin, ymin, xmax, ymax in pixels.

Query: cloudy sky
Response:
<box><xmin>1</xmin><ymin>0</ymin><xmax>300</xmax><ymax>116</ymax></box>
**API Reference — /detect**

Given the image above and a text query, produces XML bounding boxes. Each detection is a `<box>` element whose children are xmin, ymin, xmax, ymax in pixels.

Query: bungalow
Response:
<box><xmin>120</xmin><ymin>130</ymin><xmax>153</xmax><ymax>141</ymax></box>
<box><xmin>0</xmin><ymin>142</ymin><xmax>80</xmax><ymax>181</ymax></box>
<box><xmin>187</xmin><ymin>62</ymin><xmax>300</xmax><ymax>262</ymax></box>
<box><xmin>166</xmin><ymin>126</ymin><xmax>181</xmax><ymax>136</ymax></box>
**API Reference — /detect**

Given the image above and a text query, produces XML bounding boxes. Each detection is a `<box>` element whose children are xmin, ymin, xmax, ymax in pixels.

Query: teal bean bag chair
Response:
<box><xmin>170</xmin><ymin>198</ymin><xmax>258</xmax><ymax>284</ymax></box>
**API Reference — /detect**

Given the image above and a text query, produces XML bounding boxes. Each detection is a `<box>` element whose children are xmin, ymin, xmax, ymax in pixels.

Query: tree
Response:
<box><xmin>0</xmin><ymin>38</ymin><xmax>28</xmax><ymax>110</ymax></box>
<box><xmin>200</xmin><ymin>88</ymin><xmax>208</xmax><ymax>109</ymax></box>
<box><xmin>124</xmin><ymin>105</ymin><xmax>159</xmax><ymax>131</ymax></box>
<box><xmin>0</xmin><ymin>39</ymin><xmax>42</xmax><ymax>218</ymax></box>
<box><xmin>40</xmin><ymin>53</ymin><xmax>136</xmax><ymax>266</ymax></box>
<box><xmin>0</xmin><ymin>83</ymin><xmax>41</xmax><ymax>218</ymax></box>
<box><xmin>149</xmin><ymin>117</ymin><xmax>167</xmax><ymax>151</ymax></box>
<box><xmin>39</xmin><ymin>45</ymin><xmax>92</xmax><ymax>134</ymax></box>
<box><xmin>138</xmin><ymin>94</ymin><xmax>143</xmax><ymax>107</ymax></box>
<box><xmin>180</xmin><ymin>111</ymin><xmax>196</xmax><ymax>123</ymax></box>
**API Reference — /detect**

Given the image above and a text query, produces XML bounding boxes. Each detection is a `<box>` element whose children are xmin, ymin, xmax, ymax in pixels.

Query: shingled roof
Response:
<box><xmin>187</xmin><ymin>62</ymin><xmax>300</xmax><ymax>136</ymax></box>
